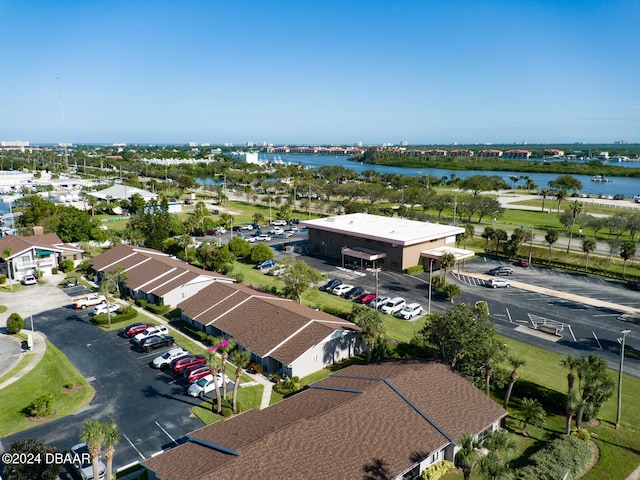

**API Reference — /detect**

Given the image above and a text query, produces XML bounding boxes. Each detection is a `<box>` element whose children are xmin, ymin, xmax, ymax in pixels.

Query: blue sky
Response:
<box><xmin>1</xmin><ymin>0</ymin><xmax>639</xmax><ymax>145</ymax></box>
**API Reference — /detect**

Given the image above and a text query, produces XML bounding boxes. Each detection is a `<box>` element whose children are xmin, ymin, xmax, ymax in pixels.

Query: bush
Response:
<box><xmin>145</xmin><ymin>303</ymin><xmax>170</xmax><ymax>315</ymax></box>
<box><xmin>135</xmin><ymin>298</ymin><xmax>148</xmax><ymax>308</ymax></box>
<box><xmin>251</xmin><ymin>363</ymin><xmax>263</xmax><ymax>374</ymax></box>
<box><xmin>77</xmin><ymin>259</ymin><xmax>93</xmax><ymax>274</ymax></box>
<box><xmin>0</xmin><ymin>274</ymin><xmax>6</xmax><ymax>284</ymax></box>
<box><xmin>27</xmin><ymin>394</ymin><xmax>53</xmax><ymax>418</ymax></box>
<box><xmin>92</xmin><ymin>309</ymin><xmax>137</xmax><ymax>326</ymax></box>
<box><xmin>52</xmin><ymin>267</ymin><xmax>58</xmax><ymax>275</ymax></box>
<box><xmin>220</xmin><ymin>407</ymin><xmax>233</xmax><ymax>417</ymax></box>
<box><xmin>273</xmin><ymin>377</ymin><xmax>302</xmax><ymax>396</ymax></box>
<box><xmin>405</xmin><ymin>265</ymin><xmax>424</xmax><ymax>275</ymax></box>
<box><xmin>59</xmin><ymin>259</ymin><xmax>74</xmax><ymax>273</ymax></box>
<box><xmin>7</xmin><ymin>312</ymin><xmax>24</xmax><ymax>334</ymax></box>
<box><xmin>233</xmin><ymin>272</ymin><xmax>245</xmax><ymax>283</ymax></box>
<box><xmin>421</xmin><ymin>460</ymin><xmax>454</xmax><ymax>480</ymax></box>
<box><xmin>516</xmin><ymin>435</ymin><xmax>594</xmax><ymax>480</ymax></box>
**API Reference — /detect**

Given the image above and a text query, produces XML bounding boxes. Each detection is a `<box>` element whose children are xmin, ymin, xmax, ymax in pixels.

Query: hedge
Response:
<box><xmin>7</xmin><ymin>313</ymin><xmax>25</xmax><ymax>334</ymax></box>
<box><xmin>92</xmin><ymin>309</ymin><xmax>138</xmax><ymax>326</ymax></box>
<box><xmin>421</xmin><ymin>460</ymin><xmax>454</xmax><ymax>480</ymax></box>
<box><xmin>405</xmin><ymin>265</ymin><xmax>424</xmax><ymax>275</ymax></box>
<box><xmin>515</xmin><ymin>435</ymin><xmax>594</xmax><ymax>480</ymax></box>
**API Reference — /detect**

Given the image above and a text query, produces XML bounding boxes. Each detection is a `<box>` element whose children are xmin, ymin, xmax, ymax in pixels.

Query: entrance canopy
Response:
<box><xmin>420</xmin><ymin>245</ymin><xmax>475</xmax><ymax>262</ymax></box>
<box><xmin>341</xmin><ymin>247</ymin><xmax>387</xmax><ymax>261</ymax></box>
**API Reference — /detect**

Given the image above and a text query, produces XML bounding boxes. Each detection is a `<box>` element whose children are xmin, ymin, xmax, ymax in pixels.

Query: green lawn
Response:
<box><xmin>0</xmin><ymin>352</ymin><xmax>33</xmax><ymax>384</ymax></box>
<box><xmin>191</xmin><ymin>383</ymin><xmax>264</xmax><ymax>424</ymax></box>
<box><xmin>0</xmin><ymin>341</ymin><xmax>95</xmax><ymax>437</ymax></box>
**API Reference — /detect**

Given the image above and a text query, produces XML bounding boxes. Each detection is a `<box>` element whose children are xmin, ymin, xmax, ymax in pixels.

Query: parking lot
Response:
<box><xmin>2</xmin><ymin>300</ymin><xmax>212</xmax><ymax>474</ymax></box>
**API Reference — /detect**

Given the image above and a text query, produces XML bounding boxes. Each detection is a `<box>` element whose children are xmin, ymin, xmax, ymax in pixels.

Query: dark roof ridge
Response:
<box><xmin>185</xmin><ymin>436</ymin><xmax>239</xmax><ymax>457</ymax></box>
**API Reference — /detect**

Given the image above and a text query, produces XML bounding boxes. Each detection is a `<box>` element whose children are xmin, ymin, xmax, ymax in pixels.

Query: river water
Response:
<box><xmin>201</xmin><ymin>153</ymin><xmax>640</xmax><ymax>200</ymax></box>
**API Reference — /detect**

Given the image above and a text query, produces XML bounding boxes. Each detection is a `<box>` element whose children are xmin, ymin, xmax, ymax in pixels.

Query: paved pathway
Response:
<box><xmin>0</xmin><ymin>330</ymin><xmax>47</xmax><ymax>390</ymax></box>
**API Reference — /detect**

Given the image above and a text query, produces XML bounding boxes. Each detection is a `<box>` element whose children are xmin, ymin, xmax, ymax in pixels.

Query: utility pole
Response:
<box><xmin>616</xmin><ymin>329</ymin><xmax>631</xmax><ymax>429</ymax></box>
<box><xmin>528</xmin><ymin>225</ymin><xmax>534</xmax><ymax>265</ymax></box>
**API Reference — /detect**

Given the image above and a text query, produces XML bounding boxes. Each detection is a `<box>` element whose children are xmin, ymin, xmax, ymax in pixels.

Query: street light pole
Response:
<box><xmin>616</xmin><ymin>329</ymin><xmax>631</xmax><ymax>429</ymax></box>
<box><xmin>428</xmin><ymin>259</ymin><xmax>433</xmax><ymax>314</ymax></box>
<box><xmin>29</xmin><ymin>302</ymin><xmax>34</xmax><ymax>350</ymax></box>
<box><xmin>528</xmin><ymin>225</ymin><xmax>534</xmax><ymax>265</ymax></box>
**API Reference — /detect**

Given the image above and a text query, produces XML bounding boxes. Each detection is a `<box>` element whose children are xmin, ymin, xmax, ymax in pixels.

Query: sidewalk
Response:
<box><xmin>0</xmin><ymin>330</ymin><xmax>47</xmax><ymax>390</ymax></box>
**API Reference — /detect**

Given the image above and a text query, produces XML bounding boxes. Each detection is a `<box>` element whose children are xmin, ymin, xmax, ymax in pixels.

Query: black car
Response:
<box><xmin>319</xmin><ymin>278</ymin><xmax>342</xmax><ymax>292</ymax></box>
<box><xmin>344</xmin><ymin>286</ymin><xmax>365</xmax><ymax>300</ymax></box>
<box><xmin>488</xmin><ymin>266</ymin><xmax>513</xmax><ymax>276</ymax></box>
<box><xmin>627</xmin><ymin>281</ymin><xmax>640</xmax><ymax>291</ymax></box>
<box><xmin>139</xmin><ymin>334</ymin><xmax>175</xmax><ymax>352</ymax></box>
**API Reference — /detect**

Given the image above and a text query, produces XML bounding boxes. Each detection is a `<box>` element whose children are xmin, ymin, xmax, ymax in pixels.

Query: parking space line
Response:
<box><xmin>155</xmin><ymin>421</ymin><xmax>178</xmax><ymax>446</ymax></box>
<box><xmin>138</xmin><ymin>351</ymin><xmax>162</xmax><ymax>360</ymax></box>
<box><xmin>122</xmin><ymin>433</ymin><xmax>146</xmax><ymax>461</ymax></box>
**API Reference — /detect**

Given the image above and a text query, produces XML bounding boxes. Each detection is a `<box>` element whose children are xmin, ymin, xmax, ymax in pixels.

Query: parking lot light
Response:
<box><xmin>616</xmin><ymin>328</ymin><xmax>631</xmax><ymax>429</ymax></box>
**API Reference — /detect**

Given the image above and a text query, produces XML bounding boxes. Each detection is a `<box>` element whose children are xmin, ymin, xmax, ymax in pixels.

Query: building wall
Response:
<box><xmin>152</xmin><ymin>278</ymin><xmax>222</xmax><ymax>306</ymax></box>
<box><xmin>286</xmin><ymin>331</ymin><xmax>362</xmax><ymax>378</ymax></box>
<box><xmin>308</xmin><ymin>228</ymin><xmax>454</xmax><ymax>272</ymax></box>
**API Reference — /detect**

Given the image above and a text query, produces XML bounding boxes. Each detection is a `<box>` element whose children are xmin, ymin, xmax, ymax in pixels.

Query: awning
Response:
<box><xmin>341</xmin><ymin>248</ymin><xmax>387</xmax><ymax>261</ymax></box>
<box><xmin>35</xmin><ymin>249</ymin><xmax>53</xmax><ymax>256</ymax></box>
<box><xmin>420</xmin><ymin>245</ymin><xmax>475</xmax><ymax>262</ymax></box>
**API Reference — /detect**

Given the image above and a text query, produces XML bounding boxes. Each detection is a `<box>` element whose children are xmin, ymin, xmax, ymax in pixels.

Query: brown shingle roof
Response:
<box><xmin>144</xmin><ymin>360</ymin><xmax>507</xmax><ymax>480</ymax></box>
<box><xmin>177</xmin><ymin>283</ymin><xmax>359</xmax><ymax>364</ymax></box>
<box><xmin>0</xmin><ymin>232</ymin><xmax>82</xmax><ymax>258</ymax></box>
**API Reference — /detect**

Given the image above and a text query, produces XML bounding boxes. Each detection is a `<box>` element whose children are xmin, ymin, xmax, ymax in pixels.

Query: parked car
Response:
<box><xmin>268</xmin><ymin>227</ymin><xmax>284</xmax><ymax>235</ymax></box>
<box><xmin>184</xmin><ymin>365</ymin><xmax>212</xmax><ymax>383</ymax></box>
<box><xmin>73</xmin><ymin>294</ymin><xmax>107</xmax><ymax>309</ymax></box>
<box><xmin>139</xmin><ymin>334</ymin><xmax>175</xmax><ymax>352</ymax></box>
<box><xmin>380</xmin><ymin>297</ymin><xmax>406</xmax><ymax>315</ymax></box>
<box><xmin>152</xmin><ymin>347</ymin><xmax>188</xmax><ymax>369</ymax></box>
<box><xmin>319</xmin><ymin>278</ymin><xmax>341</xmax><ymax>292</ymax></box>
<box><xmin>60</xmin><ymin>277</ymin><xmax>79</xmax><ymax>288</ymax></box>
<box><xmin>21</xmin><ymin>274</ymin><xmax>37</xmax><ymax>285</ymax></box>
<box><xmin>515</xmin><ymin>259</ymin><xmax>530</xmax><ymax>267</ymax></box>
<box><xmin>355</xmin><ymin>292</ymin><xmax>377</xmax><ymax>304</ymax></box>
<box><xmin>187</xmin><ymin>373</ymin><xmax>226</xmax><ymax>397</ymax></box>
<box><xmin>246</xmin><ymin>236</ymin><xmax>257</xmax><ymax>243</ymax></box>
<box><xmin>331</xmin><ymin>284</ymin><xmax>355</xmax><ymax>296</ymax></box>
<box><xmin>70</xmin><ymin>443</ymin><xmax>106</xmax><ymax>480</ymax></box>
<box><xmin>123</xmin><ymin>323</ymin><xmax>154</xmax><ymax>337</ymax></box>
<box><xmin>279</xmin><ymin>231</ymin><xmax>294</xmax><ymax>238</ymax></box>
<box><xmin>255</xmin><ymin>259</ymin><xmax>276</xmax><ymax>270</ymax></box>
<box><xmin>133</xmin><ymin>325</ymin><xmax>169</xmax><ymax>344</ymax></box>
<box><xmin>172</xmin><ymin>354</ymin><xmax>207</xmax><ymax>375</ymax></box>
<box><xmin>488</xmin><ymin>266</ymin><xmax>513</xmax><ymax>276</ymax></box>
<box><xmin>344</xmin><ymin>286</ymin><xmax>365</xmax><ymax>300</ymax></box>
<box><xmin>487</xmin><ymin>277</ymin><xmax>512</xmax><ymax>288</ymax></box>
<box><xmin>368</xmin><ymin>295</ymin><xmax>390</xmax><ymax>309</ymax></box>
<box><xmin>290</xmin><ymin>226</ymin><xmax>299</xmax><ymax>232</ymax></box>
<box><xmin>92</xmin><ymin>303</ymin><xmax>120</xmax><ymax>316</ymax></box>
<box><xmin>267</xmin><ymin>265</ymin><xmax>287</xmax><ymax>276</ymax></box>
<box><xmin>395</xmin><ymin>303</ymin><xmax>423</xmax><ymax>320</ymax></box>
<box><xmin>626</xmin><ymin>281</ymin><xmax>640</xmax><ymax>291</ymax></box>
<box><xmin>271</xmin><ymin>219</ymin><xmax>288</xmax><ymax>226</ymax></box>
<box><xmin>256</xmin><ymin>234</ymin><xmax>272</xmax><ymax>242</ymax></box>
<box><xmin>241</xmin><ymin>224</ymin><xmax>253</xmax><ymax>230</ymax></box>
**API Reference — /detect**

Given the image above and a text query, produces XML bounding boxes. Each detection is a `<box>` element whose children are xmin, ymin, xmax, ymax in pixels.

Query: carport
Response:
<box><xmin>420</xmin><ymin>245</ymin><xmax>475</xmax><ymax>271</ymax></box>
<box><xmin>340</xmin><ymin>247</ymin><xmax>387</xmax><ymax>271</ymax></box>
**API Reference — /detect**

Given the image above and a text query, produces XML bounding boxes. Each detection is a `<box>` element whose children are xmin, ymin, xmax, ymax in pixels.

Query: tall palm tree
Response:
<box><xmin>220</xmin><ymin>351</ymin><xmax>228</xmax><ymax>400</ymax></box>
<box><xmin>455</xmin><ymin>433</ymin><xmax>481</xmax><ymax>480</ymax></box>
<box><xmin>503</xmin><ymin>357</ymin><xmax>526</xmax><ymax>409</ymax></box>
<box><xmin>2</xmin><ymin>247</ymin><xmax>13</xmax><ymax>288</ymax></box>
<box><xmin>479</xmin><ymin>450</ymin><xmax>514</xmax><ymax>480</ymax></box>
<box><xmin>582</xmin><ymin>238</ymin><xmax>596</xmax><ymax>271</ymax></box>
<box><xmin>620</xmin><ymin>241</ymin><xmax>636</xmax><ymax>279</ymax></box>
<box><xmin>539</xmin><ymin>189</ymin><xmax>551</xmax><ymax>212</ymax></box>
<box><xmin>440</xmin><ymin>252</ymin><xmax>456</xmax><ymax>279</ymax></box>
<box><xmin>80</xmin><ymin>420</ymin><xmax>104</xmax><ymax>480</ymax></box>
<box><xmin>545</xmin><ymin>229</ymin><xmax>559</xmax><ymax>265</ymax></box>
<box><xmin>518</xmin><ymin>398</ymin><xmax>546</xmax><ymax>436</ymax></box>
<box><xmin>463</xmin><ymin>223</ymin><xmax>475</xmax><ymax>249</ymax></box>
<box><xmin>207</xmin><ymin>353</ymin><xmax>222</xmax><ymax>414</ymax></box>
<box><xmin>566</xmin><ymin>201</ymin><xmax>583</xmax><ymax>252</ymax></box>
<box><xmin>232</xmin><ymin>365</ymin><xmax>242</xmax><ymax>414</ymax></box>
<box><xmin>102</xmin><ymin>421</ymin><xmax>120</xmax><ymax>480</ymax></box>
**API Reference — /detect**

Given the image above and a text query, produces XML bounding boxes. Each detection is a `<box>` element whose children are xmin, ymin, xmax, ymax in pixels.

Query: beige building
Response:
<box><xmin>302</xmin><ymin>213</ymin><xmax>473</xmax><ymax>272</ymax></box>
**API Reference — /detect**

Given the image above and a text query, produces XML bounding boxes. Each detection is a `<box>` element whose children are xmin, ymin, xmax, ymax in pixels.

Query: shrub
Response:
<box><xmin>0</xmin><ymin>274</ymin><xmax>6</xmax><ymax>284</ymax></box>
<box><xmin>27</xmin><ymin>394</ymin><xmax>53</xmax><ymax>418</ymax></box>
<box><xmin>52</xmin><ymin>267</ymin><xmax>58</xmax><ymax>274</ymax></box>
<box><xmin>220</xmin><ymin>407</ymin><xmax>233</xmax><ymax>417</ymax></box>
<box><xmin>230</xmin><ymin>349</ymin><xmax>251</xmax><ymax>368</ymax></box>
<box><xmin>250</xmin><ymin>363</ymin><xmax>263</xmax><ymax>374</ymax></box>
<box><xmin>145</xmin><ymin>303</ymin><xmax>170</xmax><ymax>315</ymax></box>
<box><xmin>405</xmin><ymin>265</ymin><xmax>424</xmax><ymax>275</ymax></box>
<box><xmin>135</xmin><ymin>298</ymin><xmax>148</xmax><ymax>308</ymax></box>
<box><xmin>7</xmin><ymin>312</ymin><xmax>24</xmax><ymax>334</ymax></box>
<box><xmin>273</xmin><ymin>377</ymin><xmax>302</xmax><ymax>396</ymax></box>
<box><xmin>516</xmin><ymin>435</ymin><xmax>593</xmax><ymax>480</ymax></box>
<box><xmin>421</xmin><ymin>460</ymin><xmax>454</xmax><ymax>480</ymax></box>
<box><xmin>92</xmin><ymin>309</ymin><xmax>137</xmax><ymax>326</ymax></box>
<box><xmin>233</xmin><ymin>272</ymin><xmax>245</xmax><ymax>283</ymax></box>
<box><xmin>59</xmin><ymin>259</ymin><xmax>73</xmax><ymax>273</ymax></box>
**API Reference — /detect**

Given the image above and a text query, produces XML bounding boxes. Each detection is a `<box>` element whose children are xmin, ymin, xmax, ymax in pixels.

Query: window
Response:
<box><xmin>312</xmin><ymin>354</ymin><xmax>319</xmax><ymax>363</ymax></box>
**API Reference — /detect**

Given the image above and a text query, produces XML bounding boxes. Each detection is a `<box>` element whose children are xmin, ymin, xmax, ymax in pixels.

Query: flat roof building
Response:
<box><xmin>302</xmin><ymin>213</ymin><xmax>473</xmax><ymax>272</ymax></box>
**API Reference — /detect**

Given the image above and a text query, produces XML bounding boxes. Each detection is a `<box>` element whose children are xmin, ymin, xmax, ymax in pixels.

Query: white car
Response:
<box><xmin>241</xmin><ymin>224</ymin><xmax>253</xmax><ymax>230</ymax></box>
<box><xmin>246</xmin><ymin>236</ymin><xmax>257</xmax><ymax>243</ymax></box>
<box><xmin>133</xmin><ymin>325</ymin><xmax>169</xmax><ymax>344</ymax></box>
<box><xmin>271</xmin><ymin>220</ymin><xmax>287</xmax><ymax>226</ymax></box>
<box><xmin>21</xmin><ymin>274</ymin><xmax>37</xmax><ymax>285</ymax></box>
<box><xmin>395</xmin><ymin>303</ymin><xmax>423</xmax><ymax>320</ymax></box>
<box><xmin>71</xmin><ymin>443</ymin><xmax>106</xmax><ymax>480</ymax></box>
<box><xmin>380</xmin><ymin>297</ymin><xmax>406</xmax><ymax>315</ymax></box>
<box><xmin>290</xmin><ymin>226</ymin><xmax>299</xmax><ymax>232</ymax></box>
<box><xmin>92</xmin><ymin>303</ymin><xmax>120</xmax><ymax>316</ymax></box>
<box><xmin>187</xmin><ymin>373</ymin><xmax>227</xmax><ymax>397</ymax></box>
<box><xmin>152</xmin><ymin>347</ymin><xmax>188</xmax><ymax>369</ymax></box>
<box><xmin>487</xmin><ymin>278</ymin><xmax>511</xmax><ymax>288</ymax></box>
<box><xmin>256</xmin><ymin>234</ymin><xmax>272</xmax><ymax>242</ymax></box>
<box><xmin>369</xmin><ymin>295</ymin><xmax>390</xmax><ymax>309</ymax></box>
<box><xmin>268</xmin><ymin>227</ymin><xmax>284</xmax><ymax>235</ymax></box>
<box><xmin>331</xmin><ymin>284</ymin><xmax>355</xmax><ymax>296</ymax></box>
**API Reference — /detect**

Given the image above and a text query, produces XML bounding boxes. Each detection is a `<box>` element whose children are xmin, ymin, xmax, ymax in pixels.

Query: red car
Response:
<box><xmin>515</xmin><ymin>259</ymin><xmax>530</xmax><ymax>267</ymax></box>
<box><xmin>355</xmin><ymin>293</ymin><xmax>377</xmax><ymax>304</ymax></box>
<box><xmin>184</xmin><ymin>366</ymin><xmax>212</xmax><ymax>384</ymax></box>
<box><xmin>123</xmin><ymin>323</ymin><xmax>154</xmax><ymax>337</ymax></box>
<box><xmin>172</xmin><ymin>355</ymin><xmax>207</xmax><ymax>375</ymax></box>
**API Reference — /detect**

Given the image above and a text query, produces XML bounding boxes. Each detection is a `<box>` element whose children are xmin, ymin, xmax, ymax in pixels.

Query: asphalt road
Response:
<box><xmin>1</xmin><ymin>304</ymin><xmax>205</xmax><ymax>475</ymax></box>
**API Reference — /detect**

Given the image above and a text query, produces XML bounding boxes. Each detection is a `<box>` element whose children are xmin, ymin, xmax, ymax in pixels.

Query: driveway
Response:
<box><xmin>0</xmin><ymin>304</ymin><xmax>204</xmax><ymax>473</ymax></box>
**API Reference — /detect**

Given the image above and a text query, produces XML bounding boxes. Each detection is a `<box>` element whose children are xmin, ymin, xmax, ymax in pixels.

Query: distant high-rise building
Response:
<box><xmin>400</xmin><ymin>140</ymin><xmax>408</xmax><ymax>147</ymax></box>
<box><xmin>188</xmin><ymin>142</ymin><xmax>198</xmax><ymax>148</ymax></box>
<box><xmin>246</xmin><ymin>141</ymin><xmax>254</xmax><ymax>147</ymax></box>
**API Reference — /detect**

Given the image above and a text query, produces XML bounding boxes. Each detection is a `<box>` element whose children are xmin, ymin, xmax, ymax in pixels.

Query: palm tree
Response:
<box><xmin>482</xmin><ymin>227</ymin><xmax>495</xmax><ymax>251</ymax></box>
<box><xmin>566</xmin><ymin>201</ymin><xmax>583</xmax><ymax>252</ymax></box>
<box><xmin>539</xmin><ymin>189</ymin><xmax>551</xmax><ymax>212</ymax></box>
<box><xmin>101</xmin><ymin>267</ymin><xmax>127</xmax><ymax>329</ymax></box>
<box><xmin>620</xmin><ymin>241</ymin><xmax>636</xmax><ymax>279</ymax></box>
<box><xmin>462</xmin><ymin>223</ymin><xmax>475</xmax><ymax>249</ymax></box>
<box><xmin>252</xmin><ymin>212</ymin><xmax>264</xmax><ymax>226</ymax></box>
<box><xmin>442</xmin><ymin>283</ymin><xmax>461</xmax><ymax>303</ymax></box>
<box><xmin>455</xmin><ymin>433</ymin><xmax>481</xmax><ymax>480</ymax></box>
<box><xmin>80</xmin><ymin>420</ymin><xmax>104</xmax><ymax>480</ymax></box>
<box><xmin>439</xmin><ymin>252</ymin><xmax>456</xmax><ymax>279</ymax></box>
<box><xmin>221</xmin><ymin>351</ymin><xmax>228</xmax><ymax>400</ymax></box>
<box><xmin>518</xmin><ymin>398</ymin><xmax>546</xmax><ymax>436</ymax></box>
<box><xmin>102</xmin><ymin>421</ymin><xmax>120</xmax><ymax>480</ymax></box>
<box><xmin>494</xmin><ymin>229</ymin><xmax>508</xmax><ymax>255</ymax></box>
<box><xmin>207</xmin><ymin>353</ymin><xmax>222</xmax><ymax>414</ymax></box>
<box><xmin>555</xmin><ymin>189</ymin><xmax>567</xmax><ymax>212</ymax></box>
<box><xmin>2</xmin><ymin>247</ymin><xmax>13</xmax><ymax>288</ymax></box>
<box><xmin>545</xmin><ymin>229</ymin><xmax>559</xmax><ymax>265</ymax></box>
<box><xmin>503</xmin><ymin>357</ymin><xmax>526</xmax><ymax>409</ymax></box>
<box><xmin>483</xmin><ymin>429</ymin><xmax>518</xmax><ymax>461</ymax></box>
<box><xmin>479</xmin><ymin>450</ymin><xmax>514</xmax><ymax>480</ymax></box>
<box><xmin>582</xmin><ymin>238</ymin><xmax>596</xmax><ymax>271</ymax></box>
<box><xmin>232</xmin><ymin>365</ymin><xmax>242</xmax><ymax>414</ymax></box>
